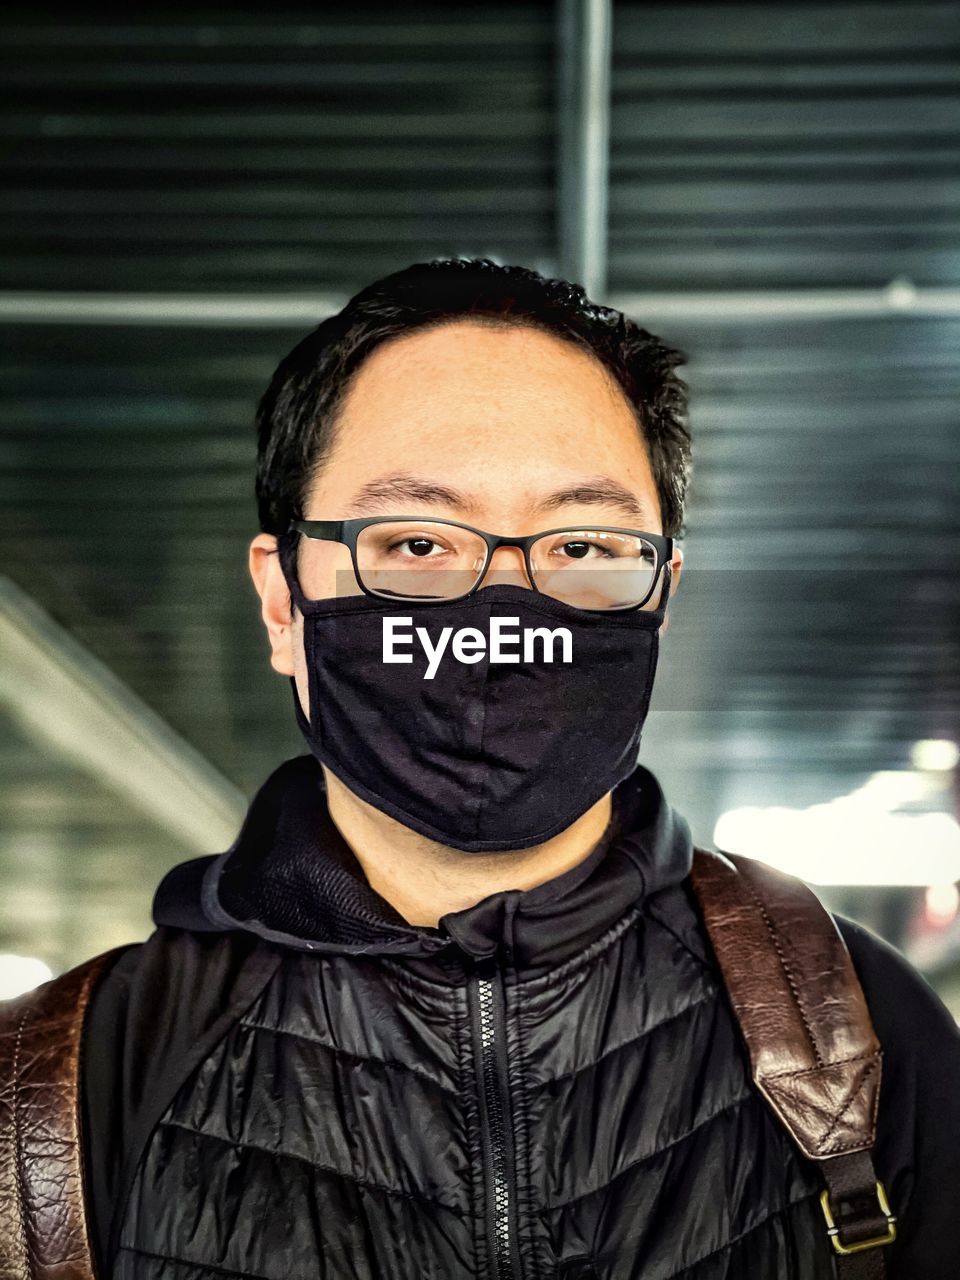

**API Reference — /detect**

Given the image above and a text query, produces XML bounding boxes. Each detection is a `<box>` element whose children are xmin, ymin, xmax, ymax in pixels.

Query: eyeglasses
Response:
<box><xmin>290</xmin><ymin>516</ymin><xmax>673</xmax><ymax>612</ymax></box>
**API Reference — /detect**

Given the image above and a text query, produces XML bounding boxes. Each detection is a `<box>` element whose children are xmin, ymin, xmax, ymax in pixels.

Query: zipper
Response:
<box><xmin>469</xmin><ymin>963</ymin><xmax>517</xmax><ymax>1280</ymax></box>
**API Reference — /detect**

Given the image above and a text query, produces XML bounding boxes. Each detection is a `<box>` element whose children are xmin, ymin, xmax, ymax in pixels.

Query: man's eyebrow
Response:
<box><xmin>346</xmin><ymin>473</ymin><xmax>653</xmax><ymax>523</ymax></box>
<box><xmin>346</xmin><ymin>473</ymin><xmax>477</xmax><ymax>516</ymax></box>
<box><xmin>536</xmin><ymin>477</ymin><xmax>652</xmax><ymax>522</ymax></box>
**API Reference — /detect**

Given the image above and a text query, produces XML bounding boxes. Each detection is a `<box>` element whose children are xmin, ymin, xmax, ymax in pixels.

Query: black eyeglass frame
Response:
<box><xmin>289</xmin><ymin>516</ymin><xmax>674</xmax><ymax>611</ymax></box>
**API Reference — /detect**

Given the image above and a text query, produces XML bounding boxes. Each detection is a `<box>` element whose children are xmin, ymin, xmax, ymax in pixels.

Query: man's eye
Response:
<box><xmin>394</xmin><ymin>538</ymin><xmax>442</xmax><ymax>557</ymax></box>
<box><xmin>558</xmin><ymin>540</ymin><xmax>606</xmax><ymax>559</ymax></box>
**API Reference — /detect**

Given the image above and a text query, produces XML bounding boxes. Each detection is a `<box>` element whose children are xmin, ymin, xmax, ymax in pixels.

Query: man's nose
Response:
<box><xmin>477</xmin><ymin>544</ymin><xmax>533</xmax><ymax>591</ymax></box>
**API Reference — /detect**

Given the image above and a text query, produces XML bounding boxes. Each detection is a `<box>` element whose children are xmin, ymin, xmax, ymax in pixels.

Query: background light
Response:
<box><xmin>925</xmin><ymin>883</ymin><xmax>960</xmax><ymax>929</ymax></box>
<box><xmin>911</xmin><ymin>739</ymin><xmax>960</xmax><ymax>773</ymax></box>
<box><xmin>714</xmin><ymin>771</ymin><xmax>960</xmax><ymax>886</ymax></box>
<box><xmin>0</xmin><ymin>953</ymin><xmax>53</xmax><ymax>1000</ymax></box>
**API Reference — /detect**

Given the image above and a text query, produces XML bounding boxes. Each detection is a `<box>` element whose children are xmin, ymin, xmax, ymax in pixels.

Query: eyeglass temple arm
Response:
<box><xmin>292</xmin><ymin>520</ymin><xmax>344</xmax><ymax>540</ymax></box>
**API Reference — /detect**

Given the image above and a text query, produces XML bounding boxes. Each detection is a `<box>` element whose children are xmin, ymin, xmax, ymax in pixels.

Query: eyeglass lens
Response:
<box><xmin>354</xmin><ymin>521</ymin><xmax>661</xmax><ymax>610</ymax></box>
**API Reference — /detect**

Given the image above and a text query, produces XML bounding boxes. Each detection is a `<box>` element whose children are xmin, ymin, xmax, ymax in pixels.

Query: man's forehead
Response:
<box><xmin>337</xmin><ymin>318</ymin><xmax>635</xmax><ymax>416</ymax></box>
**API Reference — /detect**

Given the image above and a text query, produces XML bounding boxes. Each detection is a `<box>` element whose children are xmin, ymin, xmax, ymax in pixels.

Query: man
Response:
<box><xmin>11</xmin><ymin>260</ymin><xmax>960</xmax><ymax>1278</ymax></box>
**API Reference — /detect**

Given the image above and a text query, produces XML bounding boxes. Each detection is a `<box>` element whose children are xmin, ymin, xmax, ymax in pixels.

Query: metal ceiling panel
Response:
<box><xmin>0</xmin><ymin>7</ymin><xmax>556</xmax><ymax>292</ymax></box>
<box><xmin>610</xmin><ymin>1</ymin><xmax>960</xmax><ymax>289</ymax></box>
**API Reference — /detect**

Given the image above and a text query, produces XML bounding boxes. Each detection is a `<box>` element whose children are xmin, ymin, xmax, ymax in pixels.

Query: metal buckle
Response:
<box><xmin>820</xmin><ymin>1180</ymin><xmax>897</xmax><ymax>1255</ymax></box>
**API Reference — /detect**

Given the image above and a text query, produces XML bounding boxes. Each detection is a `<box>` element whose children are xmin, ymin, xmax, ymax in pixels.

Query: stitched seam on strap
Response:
<box><xmin>763</xmin><ymin>1050</ymin><xmax>879</xmax><ymax>1083</ymax></box>
<box><xmin>817</xmin><ymin>1057</ymin><xmax>880</xmax><ymax>1154</ymax></box>
<box><xmin>818</xmin><ymin>1137</ymin><xmax>875</xmax><ymax>1155</ymax></box>
<box><xmin>11</xmin><ymin>1007</ymin><xmax>30</xmax><ymax>1270</ymax></box>
<box><xmin>739</xmin><ymin>874</ymin><xmax>825</xmax><ymax>1068</ymax></box>
<box><xmin>75</xmin><ymin>963</ymin><xmax>103</xmax><ymax>1278</ymax></box>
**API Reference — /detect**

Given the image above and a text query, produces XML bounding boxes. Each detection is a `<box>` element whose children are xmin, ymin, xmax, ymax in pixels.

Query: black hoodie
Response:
<box><xmin>80</xmin><ymin>755</ymin><xmax>960</xmax><ymax>1278</ymax></box>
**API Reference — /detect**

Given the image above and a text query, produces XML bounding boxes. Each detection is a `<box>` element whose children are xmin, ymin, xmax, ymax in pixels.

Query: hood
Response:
<box><xmin>152</xmin><ymin>754</ymin><xmax>694</xmax><ymax>975</ymax></box>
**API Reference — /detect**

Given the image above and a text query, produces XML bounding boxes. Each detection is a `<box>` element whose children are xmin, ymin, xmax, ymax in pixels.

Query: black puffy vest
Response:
<box><xmin>114</xmin><ymin>757</ymin><xmax>838</xmax><ymax>1279</ymax></box>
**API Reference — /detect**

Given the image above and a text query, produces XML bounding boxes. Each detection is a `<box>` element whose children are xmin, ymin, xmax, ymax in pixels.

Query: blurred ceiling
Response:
<box><xmin>0</xmin><ymin>3</ymin><xmax>958</xmax><ymax>975</ymax></box>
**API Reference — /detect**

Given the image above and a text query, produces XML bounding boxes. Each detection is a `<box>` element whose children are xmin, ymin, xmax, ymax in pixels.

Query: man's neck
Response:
<box><xmin>321</xmin><ymin>766</ymin><xmax>614</xmax><ymax>927</ymax></box>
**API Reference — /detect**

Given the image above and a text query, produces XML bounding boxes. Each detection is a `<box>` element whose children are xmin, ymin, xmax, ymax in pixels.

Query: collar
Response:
<box><xmin>153</xmin><ymin>754</ymin><xmax>694</xmax><ymax>975</ymax></box>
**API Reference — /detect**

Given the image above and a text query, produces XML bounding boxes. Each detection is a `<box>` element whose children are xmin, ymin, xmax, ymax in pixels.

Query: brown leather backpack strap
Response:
<box><xmin>0</xmin><ymin>947</ymin><xmax>125</xmax><ymax>1280</ymax></box>
<box><xmin>689</xmin><ymin>847</ymin><xmax>897</xmax><ymax>1278</ymax></box>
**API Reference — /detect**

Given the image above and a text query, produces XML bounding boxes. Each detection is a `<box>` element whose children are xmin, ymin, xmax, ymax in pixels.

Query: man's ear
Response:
<box><xmin>659</xmin><ymin>543</ymin><xmax>683</xmax><ymax>635</ymax></box>
<box><xmin>249</xmin><ymin>533</ymin><xmax>296</xmax><ymax>676</ymax></box>
<box><xmin>669</xmin><ymin>543</ymin><xmax>683</xmax><ymax>597</ymax></box>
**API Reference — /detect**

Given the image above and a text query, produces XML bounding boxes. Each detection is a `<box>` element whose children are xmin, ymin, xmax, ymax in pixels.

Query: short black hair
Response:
<box><xmin>255</xmin><ymin>259</ymin><xmax>692</xmax><ymax>565</ymax></box>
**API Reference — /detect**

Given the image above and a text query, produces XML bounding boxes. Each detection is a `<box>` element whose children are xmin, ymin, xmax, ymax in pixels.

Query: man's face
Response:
<box><xmin>251</xmin><ymin>319</ymin><xmax>682</xmax><ymax>710</ymax></box>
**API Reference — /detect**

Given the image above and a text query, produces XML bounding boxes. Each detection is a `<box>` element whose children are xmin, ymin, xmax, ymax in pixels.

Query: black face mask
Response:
<box><xmin>281</xmin><ymin>562</ymin><xmax>667</xmax><ymax>853</ymax></box>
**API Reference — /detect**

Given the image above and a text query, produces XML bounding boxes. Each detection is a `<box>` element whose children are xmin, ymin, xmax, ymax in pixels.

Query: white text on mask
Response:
<box><xmin>382</xmin><ymin>616</ymin><xmax>574</xmax><ymax>681</ymax></box>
